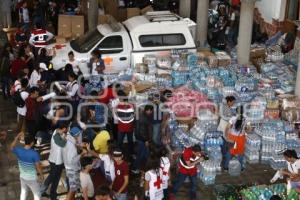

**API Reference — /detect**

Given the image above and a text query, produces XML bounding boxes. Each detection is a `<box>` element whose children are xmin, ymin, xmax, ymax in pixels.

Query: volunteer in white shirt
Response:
<box><xmin>159</xmin><ymin>146</ymin><xmax>170</xmax><ymax>199</ymax></box>
<box><xmin>67</xmin><ymin>51</ymin><xmax>81</xmax><ymax>75</ymax></box>
<box><xmin>29</xmin><ymin>63</ymin><xmax>48</xmax><ymax>87</ymax></box>
<box><xmin>281</xmin><ymin>149</ymin><xmax>300</xmax><ymax>192</ymax></box>
<box><xmin>144</xmin><ymin>155</ymin><xmax>164</xmax><ymax>200</ymax></box>
<box><xmin>41</xmin><ymin>123</ymin><xmax>68</xmax><ymax>199</ymax></box>
<box><xmin>80</xmin><ymin>157</ymin><xmax>95</xmax><ymax>200</ymax></box>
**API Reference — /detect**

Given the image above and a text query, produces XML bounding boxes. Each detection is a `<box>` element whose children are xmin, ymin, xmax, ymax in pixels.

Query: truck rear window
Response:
<box><xmin>70</xmin><ymin>29</ymin><xmax>104</xmax><ymax>53</ymax></box>
<box><xmin>139</xmin><ymin>34</ymin><xmax>186</xmax><ymax>47</ymax></box>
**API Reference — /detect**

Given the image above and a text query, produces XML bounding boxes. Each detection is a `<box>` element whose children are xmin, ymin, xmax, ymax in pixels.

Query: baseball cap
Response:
<box><xmin>113</xmin><ymin>148</ymin><xmax>123</xmax><ymax>157</ymax></box>
<box><xmin>70</xmin><ymin>126</ymin><xmax>81</xmax><ymax>137</ymax></box>
<box><xmin>39</xmin><ymin>63</ymin><xmax>48</xmax><ymax>71</ymax></box>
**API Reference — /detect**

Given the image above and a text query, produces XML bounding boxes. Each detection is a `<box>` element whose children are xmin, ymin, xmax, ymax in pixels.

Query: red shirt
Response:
<box><xmin>99</xmin><ymin>87</ymin><xmax>115</xmax><ymax>104</ymax></box>
<box><xmin>112</xmin><ymin>161</ymin><xmax>129</xmax><ymax>193</ymax></box>
<box><xmin>25</xmin><ymin>97</ymin><xmax>38</xmax><ymax>121</ymax></box>
<box><xmin>179</xmin><ymin>148</ymin><xmax>197</xmax><ymax>176</ymax></box>
<box><xmin>117</xmin><ymin>103</ymin><xmax>134</xmax><ymax>133</ymax></box>
<box><xmin>11</xmin><ymin>59</ymin><xmax>26</xmax><ymax>78</ymax></box>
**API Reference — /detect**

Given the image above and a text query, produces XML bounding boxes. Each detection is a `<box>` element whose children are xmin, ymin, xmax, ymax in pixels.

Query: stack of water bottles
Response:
<box><xmin>189</xmin><ymin>110</ymin><xmax>219</xmax><ymax>148</ymax></box>
<box><xmin>255</xmin><ymin>120</ymin><xmax>287</xmax><ymax>164</ymax></box>
<box><xmin>235</xmin><ymin>76</ymin><xmax>258</xmax><ymax>103</ymax></box>
<box><xmin>245</xmin><ymin>134</ymin><xmax>261</xmax><ymax>164</ymax></box>
<box><xmin>199</xmin><ymin>159</ymin><xmax>221</xmax><ymax>185</ymax></box>
<box><xmin>269</xmin><ymin>153</ymin><xmax>287</xmax><ymax>170</ymax></box>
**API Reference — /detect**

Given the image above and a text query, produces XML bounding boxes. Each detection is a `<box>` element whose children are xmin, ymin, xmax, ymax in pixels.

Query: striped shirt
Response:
<box><xmin>12</xmin><ymin>147</ymin><xmax>40</xmax><ymax>181</ymax></box>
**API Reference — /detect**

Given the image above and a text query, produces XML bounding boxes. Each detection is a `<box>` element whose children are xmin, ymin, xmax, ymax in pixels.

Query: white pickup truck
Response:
<box><xmin>49</xmin><ymin>11</ymin><xmax>197</xmax><ymax>75</ymax></box>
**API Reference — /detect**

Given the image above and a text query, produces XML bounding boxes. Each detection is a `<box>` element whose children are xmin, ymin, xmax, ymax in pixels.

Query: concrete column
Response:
<box><xmin>237</xmin><ymin>0</ymin><xmax>258</xmax><ymax>65</ymax></box>
<box><xmin>87</xmin><ymin>0</ymin><xmax>99</xmax><ymax>31</ymax></box>
<box><xmin>179</xmin><ymin>0</ymin><xmax>191</xmax><ymax>18</ymax></box>
<box><xmin>295</xmin><ymin>52</ymin><xmax>300</xmax><ymax>97</ymax></box>
<box><xmin>196</xmin><ymin>0</ymin><xmax>209</xmax><ymax>47</ymax></box>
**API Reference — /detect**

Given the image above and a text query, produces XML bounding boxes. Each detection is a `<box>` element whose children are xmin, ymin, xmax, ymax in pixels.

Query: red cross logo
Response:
<box><xmin>161</xmin><ymin>167</ymin><xmax>168</xmax><ymax>176</ymax></box>
<box><xmin>103</xmin><ymin>57</ymin><xmax>113</xmax><ymax>65</ymax></box>
<box><xmin>154</xmin><ymin>176</ymin><xmax>162</xmax><ymax>189</ymax></box>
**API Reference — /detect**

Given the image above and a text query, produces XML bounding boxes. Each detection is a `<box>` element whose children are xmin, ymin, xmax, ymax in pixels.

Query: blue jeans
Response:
<box><xmin>22</xmin><ymin>23</ymin><xmax>30</xmax><ymax>32</ymax></box>
<box><xmin>1</xmin><ymin>76</ymin><xmax>10</xmax><ymax>99</ymax></box>
<box><xmin>117</xmin><ymin>132</ymin><xmax>134</xmax><ymax>155</ymax></box>
<box><xmin>224</xmin><ymin>151</ymin><xmax>244</xmax><ymax>169</ymax></box>
<box><xmin>132</xmin><ymin>140</ymin><xmax>149</xmax><ymax>171</ymax></box>
<box><xmin>152</xmin><ymin>123</ymin><xmax>162</xmax><ymax>146</ymax></box>
<box><xmin>173</xmin><ymin>172</ymin><xmax>197</xmax><ymax>199</ymax></box>
<box><xmin>117</xmin><ymin>193</ymin><xmax>127</xmax><ymax>200</ymax></box>
<box><xmin>41</xmin><ymin>163</ymin><xmax>64</xmax><ymax>200</ymax></box>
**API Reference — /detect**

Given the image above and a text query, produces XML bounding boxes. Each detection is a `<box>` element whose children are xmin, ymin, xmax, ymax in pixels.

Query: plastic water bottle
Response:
<box><xmin>228</xmin><ymin>157</ymin><xmax>241</xmax><ymax>176</ymax></box>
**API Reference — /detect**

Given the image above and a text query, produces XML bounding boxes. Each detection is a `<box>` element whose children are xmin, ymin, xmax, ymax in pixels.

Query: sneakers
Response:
<box><xmin>270</xmin><ymin>170</ymin><xmax>283</xmax><ymax>183</ymax></box>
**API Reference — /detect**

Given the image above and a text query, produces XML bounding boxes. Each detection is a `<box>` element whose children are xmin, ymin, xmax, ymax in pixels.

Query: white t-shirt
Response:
<box><xmin>13</xmin><ymin>80</ymin><xmax>21</xmax><ymax>92</ymax></box>
<box><xmin>68</xmin><ymin>60</ymin><xmax>80</xmax><ymax>75</ymax></box>
<box><xmin>287</xmin><ymin>159</ymin><xmax>300</xmax><ymax>175</ymax></box>
<box><xmin>160</xmin><ymin>157</ymin><xmax>170</xmax><ymax>189</ymax></box>
<box><xmin>48</xmin><ymin>130</ymin><xmax>64</xmax><ymax>165</ymax></box>
<box><xmin>91</xmin><ymin>63</ymin><xmax>98</xmax><ymax>75</ymax></box>
<box><xmin>145</xmin><ymin>169</ymin><xmax>164</xmax><ymax>200</ymax></box>
<box><xmin>29</xmin><ymin>70</ymin><xmax>41</xmax><ymax>87</ymax></box>
<box><xmin>22</xmin><ymin>8</ymin><xmax>29</xmax><ymax>23</ymax></box>
<box><xmin>80</xmin><ymin>172</ymin><xmax>94</xmax><ymax>198</ymax></box>
<box><xmin>99</xmin><ymin>154</ymin><xmax>115</xmax><ymax>182</ymax></box>
<box><xmin>66</xmin><ymin>81</ymin><xmax>79</xmax><ymax>98</ymax></box>
<box><xmin>16</xmin><ymin>91</ymin><xmax>29</xmax><ymax>116</ymax></box>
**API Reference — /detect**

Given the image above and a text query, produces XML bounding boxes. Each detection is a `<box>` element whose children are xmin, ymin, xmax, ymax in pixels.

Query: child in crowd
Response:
<box><xmin>144</xmin><ymin>150</ymin><xmax>164</xmax><ymax>200</ymax></box>
<box><xmin>80</xmin><ymin>157</ymin><xmax>95</xmax><ymax>200</ymax></box>
<box><xmin>111</xmin><ymin>149</ymin><xmax>129</xmax><ymax>200</ymax></box>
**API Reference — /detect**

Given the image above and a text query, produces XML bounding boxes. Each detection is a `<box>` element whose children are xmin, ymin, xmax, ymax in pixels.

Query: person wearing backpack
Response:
<box><xmin>15</xmin><ymin>78</ymin><xmax>29</xmax><ymax>134</ymax></box>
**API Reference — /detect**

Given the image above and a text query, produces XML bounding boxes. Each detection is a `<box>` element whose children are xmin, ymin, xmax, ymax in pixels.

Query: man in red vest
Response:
<box><xmin>172</xmin><ymin>145</ymin><xmax>204</xmax><ymax>200</ymax></box>
<box><xmin>29</xmin><ymin>23</ymin><xmax>54</xmax><ymax>49</ymax></box>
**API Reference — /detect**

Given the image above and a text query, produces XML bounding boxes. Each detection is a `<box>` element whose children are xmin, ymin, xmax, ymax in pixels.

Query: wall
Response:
<box><xmin>255</xmin><ymin>0</ymin><xmax>286</xmax><ymax>23</ymax></box>
<box><xmin>254</xmin><ymin>0</ymin><xmax>287</xmax><ymax>36</ymax></box>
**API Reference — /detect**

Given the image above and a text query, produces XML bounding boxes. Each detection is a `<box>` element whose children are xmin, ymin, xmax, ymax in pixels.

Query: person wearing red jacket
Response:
<box><xmin>114</xmin><ymin>92</ymin><xmax>135</xmax><ymax>159</ymax></box>
<box><xmin>29</xmin><ymin>23</ymin><xmax>54</xmax><ymax>49</ymax></box>
<box><xmin>172</xmin><ymin>145</ymin><xmax>203</xmax><ymax>200</ymax></box>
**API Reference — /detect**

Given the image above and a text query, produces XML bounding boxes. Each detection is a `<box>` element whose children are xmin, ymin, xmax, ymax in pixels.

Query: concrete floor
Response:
<box><xmin>0</xmin><ymin>97</ymin><xmax>277</xmax><ymax>200</ymax></box>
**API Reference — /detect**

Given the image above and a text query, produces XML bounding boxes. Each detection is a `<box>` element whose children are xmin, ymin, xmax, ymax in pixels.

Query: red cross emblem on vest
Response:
<box><xmin>161</xmin><ymin>167</ymin><xmax>168</xmax><ymax>176</ymax></box>
<box><xmin>154</xmin><ymin>176</ymin><xmax>162</xmax><ymax>189</ymax></box>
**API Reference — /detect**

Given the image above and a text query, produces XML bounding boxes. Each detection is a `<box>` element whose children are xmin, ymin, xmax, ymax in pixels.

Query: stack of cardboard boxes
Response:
<box><xmin>98</xmin><ymin>0</ymin><xmax>153</xmax><ymax>24</ymax></box>
<box><xmin>56</xmin><ymin>15</ymin><xmax>85</xmax><ymax>44</ymax></box>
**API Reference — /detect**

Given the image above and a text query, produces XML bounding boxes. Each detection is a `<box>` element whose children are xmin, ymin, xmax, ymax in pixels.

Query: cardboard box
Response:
<box><xmin>103</xmin><ymin>0</ymin><xmax>118</xmax><ymax>19</ymax></box>
<box><xmin>118</xmin><ymin>8</ymin><xmax>127</xmax><ymax>22</ymax></box>
<box><xmin>55</xmin><ymin>36</ymin><xmax>67</xmax><ymax>44</ymax></box>
<box><xmin>58</xmin><ymin>15</ymin><xmax>72</xmax><ymax>37</ymax></box>
<box><xmin>215</xmin><ymin>51</ymin><xmax>231</xmax><ymax>66</ymax></box>
<box><xmin>98</xmin><ymin>15</ymin><xmax>109</xmax><ymax>24</ymax></box>
<box><xmin>127</xmin><ymin>8</ymin><xmax>140</xmax><ymax>19</ymax></box>
<box><xmin>250</xmin><ymin>47</ymin><xmax>266</xmax><ymax>58</ymax></box>
<box><xmin>140</xmin><ymin>5</ymin><xmax>154</xmax><ymax>15</ymax></box>
<box><xmin>197</xmin><ymin>51</ymin><xmax>218</xmax><ymax>67</ymax></box>
<box><xmin>71</xmin><ymin>15</ymin><xmax>85</xmax><ymax>38</ymax></box>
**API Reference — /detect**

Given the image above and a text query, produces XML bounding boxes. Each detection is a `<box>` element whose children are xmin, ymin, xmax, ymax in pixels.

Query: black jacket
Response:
<box><xmin>135</xmin><ymin>111</ymin><xmax>153</xmax><ymax>142</ymax></box>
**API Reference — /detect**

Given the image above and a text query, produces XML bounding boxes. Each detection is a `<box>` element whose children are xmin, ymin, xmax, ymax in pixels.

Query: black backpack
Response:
<box><xmin>12</xmin><ymin>90</ymin><xmax>26</xmax><ymax>107</ymax></box>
